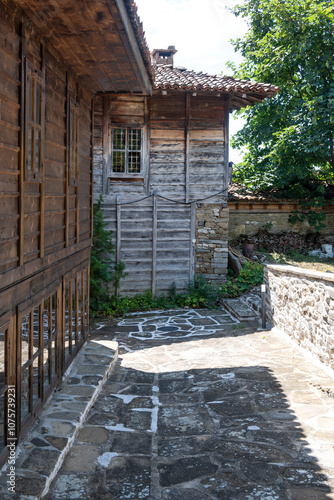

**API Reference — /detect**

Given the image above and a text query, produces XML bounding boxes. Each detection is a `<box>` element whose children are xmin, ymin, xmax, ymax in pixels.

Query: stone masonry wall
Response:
<box><xmin>195</xmin><ymin>204</ymin><xmax>229</xmax><ymax>282</ymax></box>
<box><xmin>228</xmin><ymin>201</ymin><xmax>334</xmax><ymax>241</ymax></box>
<box><xmin>264</xmin><ymin>264</ymin><xmax>334</xmax><ymax>371</ymax></box>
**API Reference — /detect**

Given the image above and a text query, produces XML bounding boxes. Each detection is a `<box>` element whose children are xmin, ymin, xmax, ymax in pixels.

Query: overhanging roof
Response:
<box><xmin>154</xmin><ymin>65</ymin><xmax>279</xmax><ymax>110</ymax></box>
<box><xmin>15</xmin><ymin>0</ymin><xmax>153</xmax><ymax>94</ymax></box>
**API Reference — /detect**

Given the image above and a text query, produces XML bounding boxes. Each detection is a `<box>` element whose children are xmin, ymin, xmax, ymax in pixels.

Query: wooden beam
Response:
<box><xmin>65</xmin><ymin>72</ymin><xmax>70</xmax><ymax>247</ymax></box>
<box><xmin>40</xmin><ymin>42</ymin><xmax>46</xmax><ymax>258</ymax></box>
<box><xmin>185</xmin><ymin>93</ymin><xmax>190</xmax><ymax>203</ymax></box>
<box><xmin>152</xmin><ymin>191</ymin><xmax>157</xmax><ymax>297</ymax></box>
<box><xmin>224</xmin><ymin>96</ymin><xmax>229</xmax><ymax>192</ymax></box>
<box><xmin>102</xmin><ymin>96</ymin><xmax>110</xmax><ymax>196</ymax></box>
<box><xmin>116</xmin><ymin>195</ymin><xmax>121</xmax><ymax>296</ymax></box>
<box><xmin>190</xmin><ymin>202</ymin><xmax>196</xmax><ymax>281</ymax></box>
<box><xmin>113</xmin><ymin>0</ymin><xmax>152</xmax><ymax>94</ymax></box>
<box><xmin>19</xmin><ymin>23</ymin><xmax>25</xmax><ymax>266</ymax></box>
<box><xmin>144</xmin><ymin>96</ymin><xmax>150</xmax><ymax>195</ymax></box>
<box><xmin>90</xmin><ymin>98</ymin><xmax>94</xmax><ymax>239</ymax></box>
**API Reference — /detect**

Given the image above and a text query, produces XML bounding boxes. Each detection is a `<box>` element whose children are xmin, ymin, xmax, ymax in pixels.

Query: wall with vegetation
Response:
<box><xmin>264</xmin><ymin>264</ymin><xmax>334</xmax><ymax>371</ymax></box>
<box><xmin>228</xmin><ymin>201</ymin><xmax>334</xmax><ymax>241</ymax></box>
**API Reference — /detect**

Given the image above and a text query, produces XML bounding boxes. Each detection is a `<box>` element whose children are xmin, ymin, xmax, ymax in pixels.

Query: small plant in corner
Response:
<box><xmin>90</xmin><ymin>195</ymin><xmax>126</xmax><ymax>315</ymax></box>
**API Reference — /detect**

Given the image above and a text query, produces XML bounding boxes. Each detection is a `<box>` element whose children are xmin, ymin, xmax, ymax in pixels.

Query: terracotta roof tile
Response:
<box><xmin>153</xmin><ymin>65</ymin><xmax>279</xmax><ymax>108</ymax></box>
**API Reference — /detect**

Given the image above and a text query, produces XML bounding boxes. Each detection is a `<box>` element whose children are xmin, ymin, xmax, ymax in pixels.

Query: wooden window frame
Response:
<box><xmin>63</xmin><ymin>265</ymin><xmax>88</xmax><ymax>372</ymax></box>
<box><xmin>24</xmin><ymin>60</ymin><xmax>44</xmax><ymax>183</ymax></box>
<box><xmin>69</xmin><ymin>99</ymin><xmax>80</xmax><ymax>187</ymax></box>
<box><xmin>110</xmin><ymin>126</ymin><xmax>143</xmax><ymax>178</ymax></box>
<box><xmin>16</xmin><ymin>285</ymin><xmax>61</xmax><ymax>437</ymax></box>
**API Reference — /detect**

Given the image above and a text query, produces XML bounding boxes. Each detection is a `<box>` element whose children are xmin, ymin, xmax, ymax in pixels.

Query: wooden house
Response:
<box><xmin>94</xmin><ymin>47</ymin><xmax>278</xmax><ymax>295</ymax></box>
<box><xmin>0</xmin><ymin>0</ymin><xmax>152</xmax><ymax>465</ymax></box>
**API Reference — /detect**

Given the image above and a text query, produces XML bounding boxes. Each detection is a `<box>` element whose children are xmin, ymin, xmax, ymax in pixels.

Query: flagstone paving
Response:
<box><xmin>44</xmin><ymin>308</ymin><xmax>334</xmax><ymax>500</ymax></box>
<box><xmin>1</xmin><ymin>307</ymin><xmax>334</xmax><ymax>499</ymax></box>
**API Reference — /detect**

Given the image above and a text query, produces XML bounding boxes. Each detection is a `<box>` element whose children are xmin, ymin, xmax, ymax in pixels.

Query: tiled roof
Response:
<box><xmin>153</xmin><ymin>65</ymin><xmax>279</xmax><ymax>109</ymax></box>
<box><xmin>124</xmin><ymin>0</ymin><xmax>153</xmax><ymax>83</ymax></box>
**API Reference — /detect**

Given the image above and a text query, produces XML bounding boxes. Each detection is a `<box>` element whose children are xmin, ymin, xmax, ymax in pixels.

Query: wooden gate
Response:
<box><xmin>103</xmin><ymin>192</ymin><xmax>196</xmax><ymax>296</ymax></box>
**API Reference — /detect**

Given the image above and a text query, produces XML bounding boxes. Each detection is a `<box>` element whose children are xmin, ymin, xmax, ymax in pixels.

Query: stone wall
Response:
<box><xmin>264</xmin><ymin>264</ymin><xmax>334</xmax><ymax>371</ymax></box>
<box><xmin>195</xmin><ymin>204</ymin><xmax>229</xmax><ymax>282</ymax></box>
<box><xmin>228</xmin><ymin>200</ymin><xmax>334</xmax><ymax>241</ymax></box>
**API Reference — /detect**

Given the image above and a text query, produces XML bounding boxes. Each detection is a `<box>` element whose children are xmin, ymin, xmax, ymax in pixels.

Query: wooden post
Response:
<box><xmin>65</xmin><ymin>73</ymin><xmax>70</xmax><ymax>247</ymax></box>
<box><xmin>144</xmin><ymin>96</ymin><xmax>151</xmax><ymax>195</ymax></box>
<box><xmin>40</xmin><ymin>43</ymin><xmax>46</xmax><ymax>258</ymax></box>
<box><xmin>190</xmin><ymin>202</ymin><xmax>196</xmax><ymax>281</ymax></box>
<box><xmin>223</xmin><ymin>96</ymin><xmax>230</xmax><ymax>192</ymax></box>
<box><xmin>116</xmin><ymin>195</ymin><xmax>121</xmax><ymax>296</ymax></box>
<box><xmin>19</xmin><ymin>24</ymin><xmax>25</xmax><ymax>266</ymax></box>
<box><xmin>90</xmin><ymin>98</ymin><xmax>94</xmax><ymax>240</ymax></box>
<box><xmin>185</xmin><ymin>93</ymin><xmax>190</xmax><ymax>203</ymax></box>
<box><xmin>102</xmin><ymin>96</ymin><xmax>110</xmax><ymax>196</ymax></box>
<box><xmin>152</xmin><ymin>190</ymin><xmax>157</xmax><ymax>296</ymax></box>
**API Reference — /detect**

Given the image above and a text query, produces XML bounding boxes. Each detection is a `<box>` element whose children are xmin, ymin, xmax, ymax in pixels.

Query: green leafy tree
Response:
<box><xmin>90</xmin><ymin>195</ymin><xmax>126</xmax><ymax>314</ymax></box>
<box><xmin>230</xmin><ymin>0</ymin><xmax>334</xmax><ymax>228</ymax></box>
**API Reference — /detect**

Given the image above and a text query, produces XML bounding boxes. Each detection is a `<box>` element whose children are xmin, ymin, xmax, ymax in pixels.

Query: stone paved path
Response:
<box><xmin>44</xmin><ymin>308</ymin><xmax>334</xmax><ymax>500</ymax></box>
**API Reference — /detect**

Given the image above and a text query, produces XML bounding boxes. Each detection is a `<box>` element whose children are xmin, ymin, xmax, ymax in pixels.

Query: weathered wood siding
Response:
<box><xmin>0</xmin><ymin>0</ymin><xmax>92</xmax><ymax>464</ymax></box>
<box><xmin>94</xmin><ymin>91</ymin><xmax>229</xmax><ymax>202</ymax></box>
<box><xmin>101</xmin><ymin>195</ymin><xmax>194</xmax><ymax>296</ymax></box>
<box><xmin>94</xmin><ymin>94</ymin><xmax>147</xmax><ymax>198</ymax></box>
<box><xmin>93</xmin><ymin>91</ymin><xmax>229</xmax><ymax>295</ymax></box>
<box><xmin>188</xmin><ymin>95</ymin><xmax>227</xmax><ymax>201</ymax></box>
<box><xmin>0</xmin><ymin>6</ymin><xmax>93</xmax><ymax>273</ymax></box>
<box><xmin>150</xmin><ymin>93</ymin><xmax>186</xmax><ymax>199</ymax></box>
<box><xmin>0</xmin><ymin>5</ymin><xmax>20</xmax><ymax>274</ymax></box>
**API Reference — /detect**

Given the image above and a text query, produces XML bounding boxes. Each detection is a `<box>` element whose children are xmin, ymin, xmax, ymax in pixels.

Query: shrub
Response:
<box><xmin>90</xmin><ymin>195</ymin><xmax>126</xmax><ymax>315</ymax></box>
<box><xmin>219</xmin><ymin>262</ymin><xmax>263</xmax><ymax>298</ymax></box>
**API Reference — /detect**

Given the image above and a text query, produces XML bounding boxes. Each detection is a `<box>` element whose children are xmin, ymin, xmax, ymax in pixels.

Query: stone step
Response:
<box><xmin>0</xmin><ymin>340</ymin><xmax>118</xmax><ymax>499</ymax></box>
<box><xmin>221</xmin><ymin>298</ymin><xmax>259</xmax><ymax>321</ymax></box>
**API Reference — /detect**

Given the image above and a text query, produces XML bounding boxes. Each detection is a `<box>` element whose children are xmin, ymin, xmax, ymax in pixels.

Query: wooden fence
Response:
<box><xmin>102</xmin><ymin>192</ymin><xmax>196</xmax><ymax>296</ymax></box>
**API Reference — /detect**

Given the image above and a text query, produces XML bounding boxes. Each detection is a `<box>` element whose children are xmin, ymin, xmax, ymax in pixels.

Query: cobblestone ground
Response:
<box><xmin>45</xmin><ymin>309</ymin><xmax>334</xmax><ymax>500</ymax></box>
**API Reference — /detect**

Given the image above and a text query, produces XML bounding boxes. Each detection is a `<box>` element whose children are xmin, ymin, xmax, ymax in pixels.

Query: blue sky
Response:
<box><xmin>136</xmin><ymin>0</ymin><xmax>247</xmax><ymax>162</ymax></box>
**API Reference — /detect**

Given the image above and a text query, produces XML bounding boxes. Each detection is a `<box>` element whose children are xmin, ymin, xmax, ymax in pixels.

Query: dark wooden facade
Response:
<box><xmin>0</xmin><ymin>0</ymin><xmax>151</xmax><ymax>466</ymax></box>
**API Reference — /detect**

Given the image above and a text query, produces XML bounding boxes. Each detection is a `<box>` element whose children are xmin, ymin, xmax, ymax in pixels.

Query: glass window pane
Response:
<box><xmin>128</xmin><ymin>152</ymin><xmax>141</xmax><ymax>173</ymax></box>
<box><xmin>112</xmin><ymin>151</ymin><xmax>125</xmax><ymax>173</ymax></box>
<box><xmin>129</xmin><ymin>129</ymin><xmax>141</xmax><ymax>150</ymax></box>
<box><xmin>113</xmin><ymin>128</ymin><xmax>126</xmax><ymax>150</ymax></box>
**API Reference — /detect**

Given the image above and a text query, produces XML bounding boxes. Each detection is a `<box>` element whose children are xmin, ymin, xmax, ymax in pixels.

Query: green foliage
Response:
<box><xmin>219</xmin><ymin>262</ymin><xmax>264</xmax><ymax>298</ymax></box>
<box><xmin>230</xmin><ymin>0</ymin><xmax>334</xmax><ymax>228</ymax></box>
<box><xmin>262</xmin><ymin>221</ymin><xmax>273</xmax><ymax>232</ymax></box>
<box><xmin>95</xmin><ymin>276</ymin><xmax>220</xmax><ymax>317</ymax></box>
<box><xmin>90</xmin><ymin>195</ymin><xmax>126</xmax><ymax>314</ymax></box>
<box><xmin>96</xmin><ymin>264</ymin><xmax>264</xmax><ymax>317</ymax></box>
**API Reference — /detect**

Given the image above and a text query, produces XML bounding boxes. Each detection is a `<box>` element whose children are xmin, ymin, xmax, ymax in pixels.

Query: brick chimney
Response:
<box><xmin>151</xmin><ymin>46</ymin><xmax>177</xmax><ymax>67</ymax></box>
